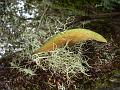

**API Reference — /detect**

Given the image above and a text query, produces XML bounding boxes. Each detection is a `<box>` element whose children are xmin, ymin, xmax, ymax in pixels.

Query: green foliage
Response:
<box><xmin>51</xmin><ymin>0</ymin><xmax>101</xmax><ymax>8</ymax></box>
<box><xmin>51</xmin><ymin>0</ymin><xmax>120</xmax><ymax>11</ymax></box>
<box><xmin>101</xmin><ymin>0</ymin><xmax>120</xmax><ymax>10</ymax></box>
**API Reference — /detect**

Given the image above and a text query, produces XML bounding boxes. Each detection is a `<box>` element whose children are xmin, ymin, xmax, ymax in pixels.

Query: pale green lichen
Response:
<box><xmin>32</xmin><ymin>43</ymin><xmax>90</xmax><ymax>77</ymax></box>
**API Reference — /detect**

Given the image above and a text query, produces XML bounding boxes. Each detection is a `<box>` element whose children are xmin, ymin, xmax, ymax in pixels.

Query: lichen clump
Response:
<box><xmin>32</xmin><ymin>44</ymin><xmax>90</xmax><ymax>77</ymax></box>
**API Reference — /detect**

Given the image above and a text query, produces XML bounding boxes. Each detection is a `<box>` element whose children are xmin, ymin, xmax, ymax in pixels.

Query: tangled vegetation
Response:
<box><xmin>0</xmin><ymin>0</ymin><xmax>120</xmax><ymax>90</ymax></box>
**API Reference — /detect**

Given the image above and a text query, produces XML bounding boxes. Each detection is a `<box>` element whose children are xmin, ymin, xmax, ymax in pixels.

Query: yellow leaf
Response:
<box><xmin>32</xmin><ymin>28</ymin><xmax>107</xmax><ymax>55</ymax></box>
